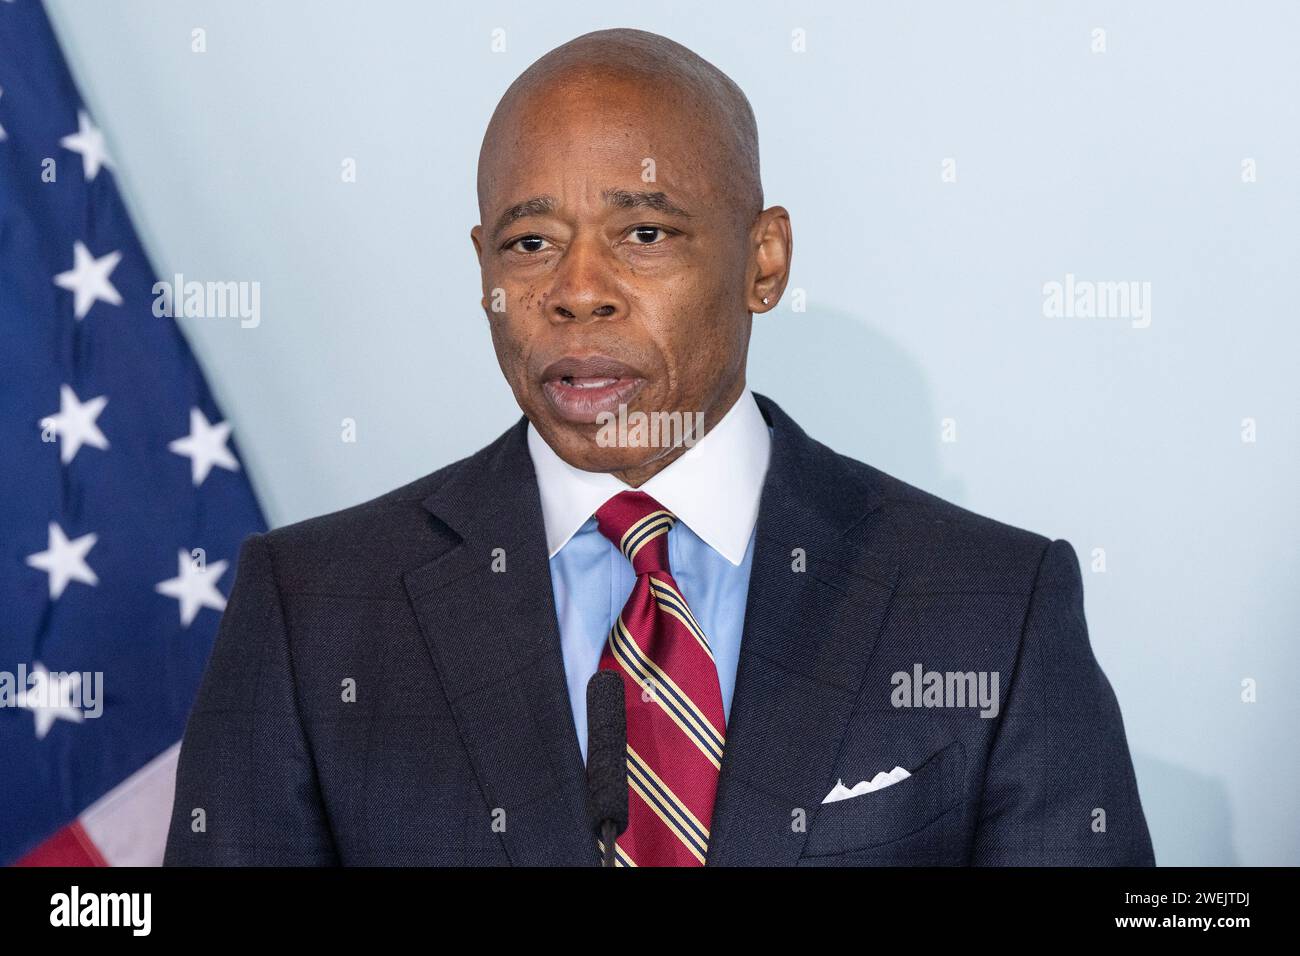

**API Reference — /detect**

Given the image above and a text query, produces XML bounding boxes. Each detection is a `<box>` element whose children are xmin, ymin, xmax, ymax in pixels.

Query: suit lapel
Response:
<box><xmin>402</xmin><ymin>418</ymin><xmax>594</xmax><ymax>866</ymax></box>
<box><xmin>705</xmin><ymin>394</ymin><xmax>900</xmax><ymax>865</ymax></box>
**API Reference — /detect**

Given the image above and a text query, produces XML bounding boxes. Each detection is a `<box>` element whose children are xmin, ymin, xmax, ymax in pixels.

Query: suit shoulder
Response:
<box><xmin>833</xmin><ymin>451</ymin><xmax>1056</xmax><ymax>595</ymax></box>
<box><xmin>246</xmin><ymin>454</ymin><xmax>471</xmax><ymax>597</ymax></box>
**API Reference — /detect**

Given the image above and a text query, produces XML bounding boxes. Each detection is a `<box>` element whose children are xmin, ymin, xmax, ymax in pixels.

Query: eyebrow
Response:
<box><xmin>602</xmin><ymin>189</ymin><xmax>694</xmax><ymax>219</ymax></box>
<box><xmin>490</xmin><ymin>189</ymin><xmax>694</xmax><ymax>242</ymax></box>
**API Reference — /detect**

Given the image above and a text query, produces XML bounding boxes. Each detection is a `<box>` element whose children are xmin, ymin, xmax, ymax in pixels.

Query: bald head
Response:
<box><xmin>477</xmin><ymin>28</ymin><xmax>763</xmax><ymax>226</ymax></box>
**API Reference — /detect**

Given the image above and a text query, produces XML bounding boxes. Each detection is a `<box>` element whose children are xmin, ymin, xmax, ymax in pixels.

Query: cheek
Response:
<box><xmin>483</xmin><ymin>272</ymin><xmax>541</xmax><ymax>317</ymax></box>
<box><xmin>485</xmin><ymin>305</ymin><xmax>531</xmax><ymax>378</ymax></box>
<box><xmin>514</xmin><ymin>283</ymin><xmax>546</xmax><ymax>315</ymax></box>
<box><xmin>691</xmin><ymin>287</ymin><xmax>751</xmax><ymax>382</ymax></box>
<box><xmin>485</xmin><ymin>278</ymin><xmax>543</xmax><ymax>338</ymax></box>
<box><xmin>644</xmin><ymin>286</ymin><xmax>736</xmax><ymax>386</ymax></box>
<box><xmin>681</xmin><ymin>275</ymin><xmax>740</xmax><ymax>343</ymax></box>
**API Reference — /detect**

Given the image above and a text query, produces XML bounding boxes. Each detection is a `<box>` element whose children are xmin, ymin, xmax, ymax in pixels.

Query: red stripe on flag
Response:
<box><xmin>12</xmin><ymin>821</ymin><xmax>108</xmax><ymax>867</ymax></box>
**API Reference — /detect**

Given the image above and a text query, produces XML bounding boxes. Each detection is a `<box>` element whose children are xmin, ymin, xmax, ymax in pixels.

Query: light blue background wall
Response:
<box><xmin>44</xmin><ymin>0</ymin><xmax>1299</xmax><ymax>865</ymax></box>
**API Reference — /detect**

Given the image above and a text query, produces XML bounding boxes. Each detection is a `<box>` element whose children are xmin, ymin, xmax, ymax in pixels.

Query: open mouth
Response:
<box><xmin>540</xmin><ymin>356</ymin><xmax>647</xmax><ymax>424</ymax></box>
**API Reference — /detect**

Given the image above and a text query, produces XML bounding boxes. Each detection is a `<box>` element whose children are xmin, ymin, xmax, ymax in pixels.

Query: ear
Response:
<box><xmin>470</xmin><ymin>225</ymin><xmax>492</xmax><ymax>316</ymax></box>
<box><xmin>746</xmin><ymin>206</ymin><xmax>793</xmax><ymax>313</ymax></box>
<box><xmin>470</xmin><ymin>224</ymin><xmax>485</xmax><ymax>266</ymax></box>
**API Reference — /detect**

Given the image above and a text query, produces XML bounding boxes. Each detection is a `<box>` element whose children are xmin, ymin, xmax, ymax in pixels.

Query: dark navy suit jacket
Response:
<box><xmin>164</xmin><ymin>393</ymin><xmax>1155</xmax><ymax>866</ymax></box>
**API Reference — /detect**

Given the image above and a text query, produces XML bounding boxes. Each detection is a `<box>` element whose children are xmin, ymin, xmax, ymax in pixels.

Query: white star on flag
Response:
<box><xmin>59</xmin><ymin>108</ymin><xmax>113</xmax><ymax>181</ymax></box>
<box><xmin>53</xmin><ymin>240</ymin><xmax>122</xmax><ymax>320</ymax></box>
<box><xmin>40</xmin><ymin>384</ymin><xmax>109</xmax><ymax>463</ymax></box>
<box><xmin>20</xmin><ymin>664</ymin><xmax>85</xmax><ymax>741</ymax></box>
<box><xmin>26</xmin><ymin>522</ymin><xmax>100</xmax><ymax>600</ymax></box>
<box><xmin>169</xmin><ymin>407</ymin><xmax>239</xmax><ymax>485</ymax></box>
<box><xmin>0</xmin><ymin>86</ymin><xmax>8</xmax><ymax>143</ymax></box>
<box><xmin>156</xmin><ymin>549</ymin><xmax>229</xmax><ymax>627</ymax></box>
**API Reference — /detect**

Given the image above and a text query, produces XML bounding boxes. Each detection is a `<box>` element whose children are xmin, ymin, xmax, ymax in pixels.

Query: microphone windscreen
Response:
<box><xmin>585</xmin><ymin>670</ymin><xmax>628</xmax><ymax>835</ymax></box>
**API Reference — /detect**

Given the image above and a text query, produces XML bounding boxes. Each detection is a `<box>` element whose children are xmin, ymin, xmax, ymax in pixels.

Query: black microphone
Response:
<box><xmin>585</xmin><ymin>670</ymin><xmax>628</xmax><ymax>868</ymax></box>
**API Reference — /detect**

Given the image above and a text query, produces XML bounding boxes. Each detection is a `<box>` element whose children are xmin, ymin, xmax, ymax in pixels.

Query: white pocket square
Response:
<box><xmin>821</xmin><ymin>766</ymin><xmax>912</xmax><ymax>804</ymax></box>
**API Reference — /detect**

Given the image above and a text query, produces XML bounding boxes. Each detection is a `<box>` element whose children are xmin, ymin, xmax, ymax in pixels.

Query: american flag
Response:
<box><xmin>0</xmin><ymin>0</ymin><xmax>265</xmax><ymax>865</ymax></box>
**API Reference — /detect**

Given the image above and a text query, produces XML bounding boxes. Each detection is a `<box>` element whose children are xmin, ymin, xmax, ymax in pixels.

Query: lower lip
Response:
<box><xmin>541</xmin><ymin>376</ymin><xmax>647</xmax><ymax>424</ymax></box>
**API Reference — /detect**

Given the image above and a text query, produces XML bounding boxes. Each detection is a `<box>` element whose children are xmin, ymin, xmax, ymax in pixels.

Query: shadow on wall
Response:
<box><xmin>1133</xmin><ymin>751</ymin><xmax>1238</xmax><ymax>866</ymax></box>
<box><xmin>747</xmin><ymin>306</ymin><xmax>966</xmax><ymax>507</ymax></box>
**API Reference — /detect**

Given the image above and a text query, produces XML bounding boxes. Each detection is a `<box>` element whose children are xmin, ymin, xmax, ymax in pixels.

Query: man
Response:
<box><xmin>164</xmin><ymin>28</ymin><xmax>1154</xmax><ymax>866</ymax></box>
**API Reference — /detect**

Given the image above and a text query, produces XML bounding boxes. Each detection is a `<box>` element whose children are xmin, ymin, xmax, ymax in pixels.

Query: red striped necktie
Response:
<box><xmin>594</xmin><ymin>490</ymin><xmax>728</xmax><ymax>867</ymax></box>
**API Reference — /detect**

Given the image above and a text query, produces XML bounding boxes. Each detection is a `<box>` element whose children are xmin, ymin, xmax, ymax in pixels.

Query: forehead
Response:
<box><xmin>479</xmin><ymin>75</ymin><xmax>729</xmax><ymax>216</ymax></box>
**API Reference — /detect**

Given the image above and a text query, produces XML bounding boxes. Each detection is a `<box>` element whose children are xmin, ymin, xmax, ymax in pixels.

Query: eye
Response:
<box><xmin>627</xmin><ymin>225</ymin><xmax>671</xmax><ymax>245</ymax></box>
<box><xmin>506</xmin><ymin>234</ymin><xmax>552</xmax><ymax>254</ymax></box>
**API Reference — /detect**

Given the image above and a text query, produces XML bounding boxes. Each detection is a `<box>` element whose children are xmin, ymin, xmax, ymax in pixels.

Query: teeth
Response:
<box><xmin>562</xmin><ymin>377</ymin><xmax>618</xmax><ymax>389</ymax></box>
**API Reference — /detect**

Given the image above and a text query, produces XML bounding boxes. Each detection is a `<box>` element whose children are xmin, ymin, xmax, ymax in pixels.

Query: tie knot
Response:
<box><xmin>595</xmin><ymin>490</ymin><xmax>676</xmax><ymax>575</ymax></box>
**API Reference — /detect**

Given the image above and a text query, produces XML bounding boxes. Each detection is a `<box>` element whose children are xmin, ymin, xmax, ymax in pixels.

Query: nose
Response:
<box><xmin>546</xmin><ymin>233</ymin><xmax>627</xmax><ymax>325</ymax></box>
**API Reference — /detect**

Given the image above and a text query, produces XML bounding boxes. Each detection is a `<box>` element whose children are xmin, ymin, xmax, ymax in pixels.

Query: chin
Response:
<box><xmin>551</xmin><ymin>431</ymin><xmax>663</xmax><ymax>474</ymax></box>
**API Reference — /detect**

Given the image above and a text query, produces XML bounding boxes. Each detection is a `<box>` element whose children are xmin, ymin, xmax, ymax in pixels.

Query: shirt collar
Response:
<box><xmin>525</xmin><ymin>388</ymin><xmax>772</xmax><ymax>565</ymax></box>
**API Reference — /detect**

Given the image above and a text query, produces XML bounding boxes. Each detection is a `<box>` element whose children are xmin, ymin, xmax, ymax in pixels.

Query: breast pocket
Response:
<box><xmin>801</xmin><ymin>739</ymin><xmax>965</xmax><ymax>860</ymax></box>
